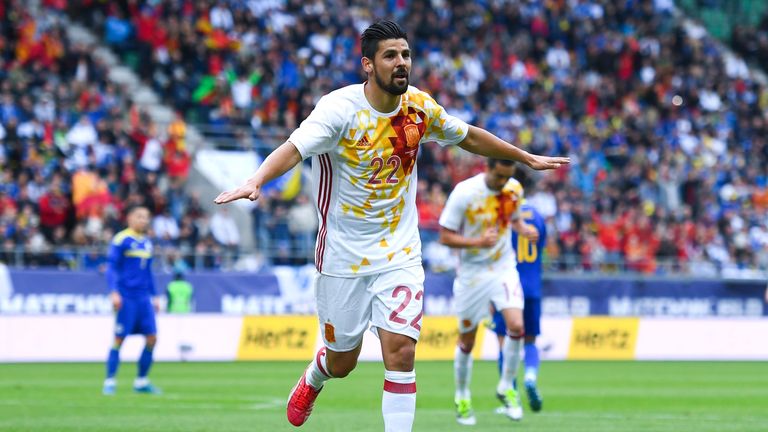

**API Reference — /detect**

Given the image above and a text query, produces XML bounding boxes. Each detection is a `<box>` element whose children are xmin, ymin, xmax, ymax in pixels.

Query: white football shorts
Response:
<box><xmin>453</xmin><ymin>263</ymin><xmax>524</xmax><ymax>333</ymax></box>
<box><xmin>315</xmin><ymin>265</ymin><xmax>425</xmax><ymax>352</ymax></box>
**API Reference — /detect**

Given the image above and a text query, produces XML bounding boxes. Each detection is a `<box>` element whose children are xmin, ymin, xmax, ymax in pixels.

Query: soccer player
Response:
<box><xmin>214</xmin><ymin>21</ymin><xmax>568</xmax><ymax>431</ymax></box>
<box><xmin>102</xmin><ymin>206</ymin><xmax>161</xmax><ymax>395</ymax></box>
<box><xmin>438</xmin><ymin>159</ymin><xmax>537</xmax><ymax>425</ymax></box>
<box><xmin>490</xmin><ymin>191</ymin><xmax>547</xmax><ymax>413</ymax></box>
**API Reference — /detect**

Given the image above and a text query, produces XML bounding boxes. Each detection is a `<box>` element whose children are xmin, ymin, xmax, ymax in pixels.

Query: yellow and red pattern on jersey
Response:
<box><xmin>338</xmin><ymin>93</ymin><xmax>440</xmax><ymax>272</ymax></box>
<box><xmin>289</xmin><ymin>84</ymin><xmax>468</xmax><ymax>277</ymax></box>
<box><xmin>464</xmin><ymin>179</ymin><xmax>523</xmax><ymax>262</ymax></box>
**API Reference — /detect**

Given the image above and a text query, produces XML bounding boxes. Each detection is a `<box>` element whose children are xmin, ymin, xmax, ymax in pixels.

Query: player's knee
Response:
<box><xmin>113</xmin><ymin>337</ymin><xmax>125</xmax><ymax>348</ymax></box>
<box><xmin>506</xmin><ymin>321</ymin><xmax>524</xmax><ymax>337</ymax></box>
<box><xmin>145</xmin><ymin>335</ymin><xmax>157</xmax><ymax>348</ymax></box>
<box><xmin>457</xmin><ymin>340</ymin><xmax>474</xmax><ymax>353</ymax></box>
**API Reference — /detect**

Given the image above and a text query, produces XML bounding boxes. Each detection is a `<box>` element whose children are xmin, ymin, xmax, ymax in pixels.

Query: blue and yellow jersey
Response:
<box><xmin>511</xmin><ymin>204</ymin><xmax>546</xmax><ymax>298</ymax></box>
<box><xmin>106</xmin><ymin>228</ymin><xmax>156</xmax><ymax>299</ymax></box>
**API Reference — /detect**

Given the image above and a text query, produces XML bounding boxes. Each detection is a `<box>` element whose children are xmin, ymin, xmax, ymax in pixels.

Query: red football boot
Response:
<box><xmin>286</xmin><ymin>372</ymin><xmax>322</xmax><ymax>427</ymax></box>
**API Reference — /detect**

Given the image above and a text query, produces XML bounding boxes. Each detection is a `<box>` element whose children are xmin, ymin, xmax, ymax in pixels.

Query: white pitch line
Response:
<box><xmin>249</xmin><ymin>398</ymin><xmax>285</xmax><ymax>411</ymax></box>
<box><xmin>523</xmin><ymin>411</ymin><xmax>768</xmax><ymax>423</ymax></box>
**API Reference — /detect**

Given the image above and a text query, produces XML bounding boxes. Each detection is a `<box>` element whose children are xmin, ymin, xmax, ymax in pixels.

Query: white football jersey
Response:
<box><xmin>289</xmin><ymin>84</ymin><xmax>469</xmax><ymax>277</ymax></box>
<box><xmin>438</xmin><ymin>173</ymin><xmax>524</xmax><ymax>269</ymax></box>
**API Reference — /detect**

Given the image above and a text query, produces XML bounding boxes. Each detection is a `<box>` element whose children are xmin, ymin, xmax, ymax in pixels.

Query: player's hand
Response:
<box><xmin>214</xmin><ymin>181</ymin><xmax>261</xmax><ymax>204</ymax></box>
<box><xmin>527</xmin><ymin>154</ymin><xmax>570</xmax><ymax>171</ymax></box>
<box><xmin>110</xmin><ymin>291</ymin><xmax>122</xmax><ymax>311</ymax></box>
<box><xmin>152</xmin><ymin>297</ymin><xmax>161</xmax><ymax>313</ymax></box>
<box><xmin>476</xmin><ymin>227</ymin><xmax>499</xmax><ymax>248</ymax></box>
<box><xmin>764</xmin><ymin>286</ymin><xmax>768</xmax><ymax>304</ymax></box>
<box><xmin>522</xmin><ymin>224</ymin><xmax>539</xmax><ymax>242</ymax></box>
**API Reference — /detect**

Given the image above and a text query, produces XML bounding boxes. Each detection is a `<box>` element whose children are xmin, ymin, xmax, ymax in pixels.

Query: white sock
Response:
<box><xmin>134</xmin><ymin>377</ymin><xmax>149</xmax><ymax>388</ymax></box>
<box><xmin>454</xmin><ymin>344</ymin><xmax>473</xmax><ymax>400</ymax></box>
<box><xmin>497</xmin><ymin>335</ymin><xmax>522</xmax><ymax>394</ymax></box>
<box><xmin>382</xmin><ymin>369</ymin><xmax>416</xmax><ymax>432</ymax></box>
<box><xmin>305</xmin><ymin>347</ymin><xmax>333</xmax><ymax>390</ymax></box>
<box><xmin>104</xmin><ymin>378</ymin><xmax>116</xmax><ymax>386</ymax></box>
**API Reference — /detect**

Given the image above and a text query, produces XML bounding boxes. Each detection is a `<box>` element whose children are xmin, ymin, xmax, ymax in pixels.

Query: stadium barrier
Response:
<box><xmin>2</xmin><ymin>265</ymin><xmax>766</xmax><ymax>361</ymax></box>
<box><xmin>1</xmin><ymin>266</ymin><xmax>765</xmax><ymax>317</ymax></box>
<box><xmin>2</xmin><ymin>315</ymin><xmax>768</xmax><ymax>362</ymax></box>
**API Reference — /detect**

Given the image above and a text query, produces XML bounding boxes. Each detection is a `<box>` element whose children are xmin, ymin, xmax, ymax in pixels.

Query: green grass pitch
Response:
<box><xmin>1</xmin><ymin>361</ymin><xmax>767</xmax><ymax>431</ymax></box>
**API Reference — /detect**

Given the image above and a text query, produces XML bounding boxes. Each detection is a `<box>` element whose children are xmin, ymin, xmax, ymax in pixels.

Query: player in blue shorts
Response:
<box><xmin>491</xmin><ymin>199</ymin><xmax>546</xmax><ymax>412</ymax></box>
<box><xmin>102</xmin><ymin>206</ymin><xmax>161</xmax><ymax>395</ymax></box>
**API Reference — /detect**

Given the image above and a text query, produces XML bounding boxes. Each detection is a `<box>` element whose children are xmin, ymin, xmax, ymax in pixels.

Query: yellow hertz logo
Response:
<box><xmin>416</xmin><ymin>316</ymin><xmax>485</xmax><ymax>360</ymax></box>
<box><xmin>237</xmin><ymin>316</ymin><xmax>318</xmax><ymax>360</ymax></box>
<box><xmin>567</xmin><ymin>317</ymin><xmax>640</xmax><ymax>360</ymax></box>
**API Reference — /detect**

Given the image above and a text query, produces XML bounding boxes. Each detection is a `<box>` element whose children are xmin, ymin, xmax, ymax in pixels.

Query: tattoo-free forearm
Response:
<box><xmin>247</xmin><ymin>141</ymin><xmax>303</xmax><ymax>187</ymax></box>
<box><xmin>458</xmin><ymin>126</ymin><xmax>534</xmax><ymax>165</ymax></box>
<box><xmin>511</xmin><ymin>218</ymin><xmax>526</xmax><ymax>233</ymax></box>
<box><xmin>439</xmin><ymin>227</ymin><xmax>480</xmax><ymax>249</ymax></box>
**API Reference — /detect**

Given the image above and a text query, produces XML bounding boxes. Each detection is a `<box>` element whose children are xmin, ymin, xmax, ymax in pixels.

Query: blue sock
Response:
<box><xmin>497</xmin><ymin>349</ymin><xmax>503</xmax><ymax>376</ymax></box>
<box><xmin>138</xmin><ymin>346</ymin><xmax>154</xmax><ymax>379</ymax></box>
<box><xmin>106</xmin><ymin>348</ymin><xmax>120</xmax><ymax>379</ymax></box>
<box><xmin>524</xmin><ymin>342</ymin><xmax>539</xmax><ymax>382</ymax></box>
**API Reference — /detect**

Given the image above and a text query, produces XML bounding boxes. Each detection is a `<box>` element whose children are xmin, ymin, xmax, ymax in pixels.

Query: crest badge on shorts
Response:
<box><xmin>404</xmin><ymin>124</ymin><xmax>420</xmax><ymax>148</ymax></box>
<box><xmin>324</xmin><ymin>322</ymin><xmax>336</xmax><ymax>343</ymax></box>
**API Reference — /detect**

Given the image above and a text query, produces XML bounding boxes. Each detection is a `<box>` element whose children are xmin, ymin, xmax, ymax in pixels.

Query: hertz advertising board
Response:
<box><xmin>567</xmin><ymin>317</ymin><xmax>640</xmax><ymax>360</ymax></box>
<box><xmin>237</xmin><ymin>316</ymin><xmax>318</xmax><ymax>360</ymax></box>
<box><xmin>416</xmin><ymin>316</ymin><xmax>485</xmax><ymax>360</ymax></box>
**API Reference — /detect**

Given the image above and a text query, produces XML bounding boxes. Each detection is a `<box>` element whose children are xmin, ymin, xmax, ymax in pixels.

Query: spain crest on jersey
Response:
<box><xmin>404</xmin><ymin>124</ymin><xmax>420</xmax><ymax>147</ymax></box>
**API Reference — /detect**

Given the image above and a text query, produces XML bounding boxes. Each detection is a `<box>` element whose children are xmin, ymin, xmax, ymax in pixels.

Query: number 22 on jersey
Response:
<box><xmin>368</xmin><ymin>155</ymin><xmax>402</xmax><ymax>185</ymax></box>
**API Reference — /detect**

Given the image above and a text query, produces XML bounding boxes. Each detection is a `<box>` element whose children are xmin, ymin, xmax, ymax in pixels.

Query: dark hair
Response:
<box><xmin>361</xmin><ymin>20</ymin><xmax>408</xmax><ymax>59</ymax></box>
<box><xmin>125</xmin><ymin>205</ymin><xmax>149</xmax><ymax>218</ymax></box>
<box><xmin>514</xmin><ymin>168</ymin><xmax>532</xmax><ymax>190</ymax></box>
<box><xmin>487</xmin><ymin>159</ymin><xmax>515</xmax><ymax>169</ymax></box>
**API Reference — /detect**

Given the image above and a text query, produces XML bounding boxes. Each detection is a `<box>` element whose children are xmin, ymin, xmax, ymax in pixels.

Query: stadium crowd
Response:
<box><xmin>0</xmin><ymin>1</ymin><xmax>229</xmax><ymax>270</ymax></box>
<box><xmin>1</xmin><ymin>0</ymin><xmax>767</xmax><ymax>276</ymax></box>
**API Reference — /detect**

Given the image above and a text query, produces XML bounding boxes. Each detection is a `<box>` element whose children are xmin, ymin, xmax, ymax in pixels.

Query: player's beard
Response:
<box><xmin>373</xmin><ymin>67</ymin><xmax>409</xmax><ymax>96</ymax></box>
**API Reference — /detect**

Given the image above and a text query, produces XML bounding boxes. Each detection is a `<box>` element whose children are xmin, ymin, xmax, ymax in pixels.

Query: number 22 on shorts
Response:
<box><xmin>389</xmin><ymin>286</ymin><xmax>423</xmax><ymax>330</ymax></box>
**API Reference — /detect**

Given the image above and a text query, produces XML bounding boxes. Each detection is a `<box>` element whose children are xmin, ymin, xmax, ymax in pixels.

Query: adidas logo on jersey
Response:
<box><xmin>355</xmin><ymin>135</ymin><xmax>372</xmax><ymax>148</ymax></box>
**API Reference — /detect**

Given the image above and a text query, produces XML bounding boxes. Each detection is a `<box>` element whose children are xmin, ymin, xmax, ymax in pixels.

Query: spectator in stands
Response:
<box><xmin>152</xmin><ymin>208</ymin><xmax>180</xmax><ymax>246</ymax></box>
<box><xmin>38</xmin><ymin>179</ymin><xmax>70</xmax><ymax>242</ymax></box>
<box><xmin>194</xmin><ymin>234</ymin><xmax>222</xmax><ymax>269</ymax></box>
<box><xmin>267</xmin><ymin>202</ymin><xmax>292</xmax><ymax>266</ymax></box>
<box><xmin>287</xmin><ymin>194</ymin><xmax>318</xmax><ymax>263</ymax></box>
<box><xmin>2</xmin><ymin>0</ymin><xmax>765</xmax><ymax>275</ymax></box>
<box><xmin>210</xmin><ymin>207</ymin><xmax>239</xmax><ymax>257</ymax></box>
<box><xmin>138</xmin><ymin>130</ymin><xmax>164</xmax><ymax>175</ymax></box>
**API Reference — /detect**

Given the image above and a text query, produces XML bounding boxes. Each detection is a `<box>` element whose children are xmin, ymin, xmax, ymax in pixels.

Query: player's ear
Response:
<box><xmin>361</xmin><ymin>57</ymin><xmax>373</xmax><ymax>74</ymax></box>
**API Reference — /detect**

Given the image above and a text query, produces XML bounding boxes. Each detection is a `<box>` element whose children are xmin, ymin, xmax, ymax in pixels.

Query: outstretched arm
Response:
<box><xmin>214</xmin><ymin>141</ymin><xmax>302</xmax><ymax>204</ymax></box>
<box><xmin>458</xmin><ymin>125</ymin><xmax>569</xmax><ymax>170</ymax></box>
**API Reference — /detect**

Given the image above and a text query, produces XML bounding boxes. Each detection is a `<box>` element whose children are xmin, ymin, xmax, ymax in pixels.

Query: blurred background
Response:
<box><xmin>0</xmin><ymin>0</ymin><xmax>766</xmax><ymax>357</ymax></box>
